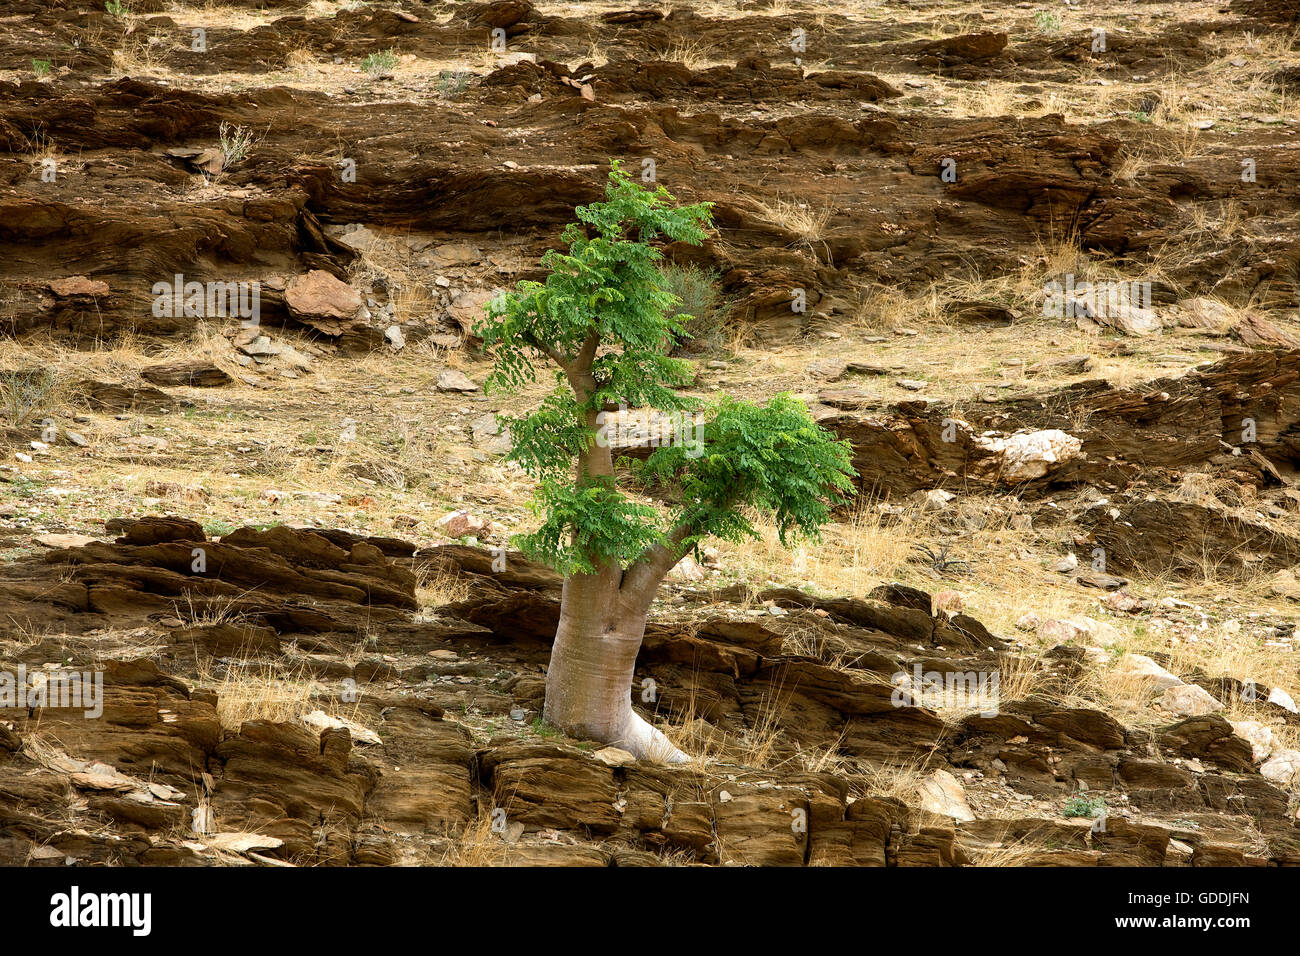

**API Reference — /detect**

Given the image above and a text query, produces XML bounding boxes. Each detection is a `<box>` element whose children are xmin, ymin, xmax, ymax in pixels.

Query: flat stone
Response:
<box><xmin>49</xmin><ymin>275</ymin><xmax>110</xmax><ymax>297</ymax></box>
<box><xmin>436</xmin><ymin>369</ymin><xmax>479</xmax><ymax>393</ymax></box>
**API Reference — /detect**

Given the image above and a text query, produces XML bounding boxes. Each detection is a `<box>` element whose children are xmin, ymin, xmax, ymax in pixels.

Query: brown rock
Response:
<box><xmin>141</xmin><ymin>362</ymin><xmax>234</xmax><ymax>387</ymax></box>
<box><xmin>285</xmin><ymin>270</ymin><xmax>364</xmax><ymax>335</ymax></box>
<box><xmin>49</xmin><ymin>276</ymin><xmax>110</xmax><ymax>297</ymax></box>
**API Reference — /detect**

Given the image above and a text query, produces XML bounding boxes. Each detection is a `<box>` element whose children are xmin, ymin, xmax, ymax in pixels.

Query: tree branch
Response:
<box><xmin>573</xmin><ymin>328</ymin><xmax>599</xmax><ymax>374</ymax></box>
<box><xmin>618</xmin><ymin>521</ymin><xmax>694</xmax><ymax>616</ymax></box>
<box><xmin>523</xmin><ymin>332</ymin><xmax>572</xmax><ymax>372</ymax></box>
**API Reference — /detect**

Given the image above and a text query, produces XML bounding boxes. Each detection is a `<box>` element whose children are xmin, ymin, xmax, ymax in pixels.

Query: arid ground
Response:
<box><xmin>2</xmin><ymin>0</ymin><xmax>1300</xmax><ymax>866</ymax></box>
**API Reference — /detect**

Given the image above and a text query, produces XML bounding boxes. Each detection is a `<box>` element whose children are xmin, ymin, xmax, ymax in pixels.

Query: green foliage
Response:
<box><xmin>499</xmin><ymin>388</ymin><xmax>588</xmax><ymax>481</ymax></box>
<box><xmin>1063</xmin><ymin>795</ymin><xmax>1106</xmax><ymax>818</ymax></box>
<box><xmin>478</xmin><ymin>162</ymin><xmax>856</xmax><ymax>580</ymax></box>
<box><xmin>529</xmin><ymin>718</ymin><xmax>561</xmax><ymax>738</ymax></box>
<box><xmin>218</xmin><ymin>121</ymin><xmax>254</xmax><ymax>167</ymax></box>
<box><xmin>437</xmin><ymin>70</ymin><xmax>470</xmax><ymax>98</ymax></box>
<box><xmin>1033</xmin><ymin>9</ymin><xmax>1061</xmax><ymax>32</ymax></box>
<box><xmin>361</xmin><ymin>49</ymin><xmax>398</xmax><ymax>76</ymax></box>
<box><xmin>478</xmin><ymin>160</ymin><xmax>710</xmax><ymax>408</ymax></box>
<box><xmin>105</xmin><ymin>0</ymin><xmax>129</xmax><ymax>18</ymax></box>
<box><xmin>642</xmin><ymin>393</ymin><xmax>855</xmax><ymax>549</ymax></box>
<box><xmin>658</xmin><ymin>263</ymin><xmax>733</xmax><ymax>353</ymax></box>
<box><xmin>31</xmin><ymin>59</ymin><xmax>51</xmax><ymax>77</ymax></box>
<box><xmin>520</xmin><ymin>478</ymin><xmax>665</xmax><ymax>576</ymax></box>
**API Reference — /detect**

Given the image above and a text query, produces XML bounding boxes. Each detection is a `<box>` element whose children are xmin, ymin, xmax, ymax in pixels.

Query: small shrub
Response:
<box><xmin>361</xmin><ymin>49</ymin><xmax>398</xmax><ymax>78</ymax></box>
<box><xmin>659</xmin><ymin>263</ymin><xmax>733</xmax><ymax>353</ymax></box>
<box><xmin>437</xmin><ymin>70</ymin><xmax>470</xmax><ymax>98</ymax></box>
<box><xmin>0</xmin><ymin>368</ymin><xmax>58</xmax><ymax>427</ymax></box>
<box><xmin>31</xmin><ymin>59</ymin><xmax>51</xmax><ymax>78</ymax></box>
<box><xmin>1063</xmin><ymin>795</ymin><xmax>1106</xmax><ymax>818</ymax></box>
<box><xmin>105</xmin><ymin>0</ymin><xmax>129</xmax><ymax>19</ymax></box>
<box><xmin>218</xmin><ymin>121</ymin><xmax>254</xmax><ymax>167</ymax></box>
<box><xmin>203</xmin><ymin>519</ymin><xmax>236</xmax><ymax>538</ymax></box>
<box><xmin>529</xmin><ymin>718</ymin><xmax>561</xmax><ymax>738</ymax></box>
<box><xmin>1034</xmin><ymin>10</ymin><xmax>1061</xmax><ymax>32</ymax></box>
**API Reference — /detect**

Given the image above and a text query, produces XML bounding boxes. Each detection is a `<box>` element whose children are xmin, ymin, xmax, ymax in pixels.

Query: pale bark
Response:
<box><xmin>537</xmin><ymin>330</ymin><xmax>692</xmax><ymax>762</ymax></box>
<box><xmin>541</xmin><ymin>531</ymin><xmax>694</xmax><ymax>763</ymax></box>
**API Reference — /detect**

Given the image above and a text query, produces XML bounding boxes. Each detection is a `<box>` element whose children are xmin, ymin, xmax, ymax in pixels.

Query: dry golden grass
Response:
<box><xmin>438</xmin><ymin>804</ymin><xmax>511</xmax><ymax>866</ymax></box>
<box><xmin>965</xmin><ymin>829</ymin><xmax>1057</xmax><ymax>867</ymax></box>
<box><xmin>713</xmin><ymin>503</ymin><xmax>914</xmax><ymax>597</ymax></box>
<box><xmin>195</xmin><ymin>657</ymin><xmax>374</xmax><ymax>735</ymax></box>
<box><xmin>850</xmin><ymin>750</ymin><xmax>940</xmax><ymax>804</ymax></box>
<box><xmin>745</xmin><ymin>194</ymin><xmax>835</xmax><ymax>255</ymax></box>
<box><xmin>654</xmin><ymin>36</ymin><xmax>727</xmax><ymax>70</ymax></box>
<box><xmin>415</xmin><ymin>563</ymin><xmax>474</xmax><ymax>607</ymax></box>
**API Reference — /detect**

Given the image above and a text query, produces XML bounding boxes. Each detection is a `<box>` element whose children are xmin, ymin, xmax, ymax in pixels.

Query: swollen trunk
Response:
<box><xmin>542</xmin><ymin>576</ymin><xmax>686</xmax><ymax>763</ymax></box>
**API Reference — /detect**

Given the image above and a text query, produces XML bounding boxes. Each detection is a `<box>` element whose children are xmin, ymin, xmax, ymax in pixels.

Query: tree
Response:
<box><xmin>476</xmin><ymin>162</ymin><xmax>856</xmax><ymax>762</ymax></box>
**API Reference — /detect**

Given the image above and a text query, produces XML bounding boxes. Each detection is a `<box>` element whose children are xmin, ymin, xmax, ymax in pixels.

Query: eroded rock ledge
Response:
<box><xmin>1</xmin><ymin>520</ymin><xmax>1296</xmax><ymax>866</ymax></box>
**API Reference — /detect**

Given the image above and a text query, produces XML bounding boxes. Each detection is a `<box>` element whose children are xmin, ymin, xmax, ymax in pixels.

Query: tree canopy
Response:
<box><xmin>477</xmin><ymin>161</ymin><xmax>856</xmax><ymax>581</ymax></box>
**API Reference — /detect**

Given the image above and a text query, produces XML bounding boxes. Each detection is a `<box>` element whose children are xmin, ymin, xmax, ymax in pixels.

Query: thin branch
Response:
<box><xmin>523</xmin><ymin>332</ymin><xmax>571</xmax><ymax>372</ymax></box>
<box><xmin>618</xmin><ymin>521</ymin><xmax>694</xmax><ymax>615</ymax></box>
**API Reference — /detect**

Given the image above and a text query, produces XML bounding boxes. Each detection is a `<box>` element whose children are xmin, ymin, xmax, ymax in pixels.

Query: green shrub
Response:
<box><xmin>658</xmin><ymin>263</ymin><xmax>732</xmax><ymax>354</ymax></box>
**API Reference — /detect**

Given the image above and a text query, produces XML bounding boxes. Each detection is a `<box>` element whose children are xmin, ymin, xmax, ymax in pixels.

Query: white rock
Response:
<box><xmin>1070</xmin><ymin>290</ymin><xmax>1162</xmax><ymax>335</ymax></box>
<box><xmin>436</xmin><ymin>369</ymin><xmax>479</xmax><ymax>392</ymax></box>
<box><xmin>1082</xmin><ymin>645</ymin><xmax>1110</xmax><ymax>665</ymax></box>
<box><xmin>435</xmin><ymin>509</ymin><xmax>489</xmax><ymax>538</ymax></box>
<box><xmin>1268</xmin><ymin>687</ymin><xmax>1298</xmax><ymax>714</ymax></box>
<box><xmin>921</xmin><ymin>488</ymin><xmax>956</xmax><ymax>511</ymax></box>
<box><xmin>496</xmin><ymin>52</ymin><xmax>536</xmax><ymax>67</ymax></box>
<box><xmin>667</xmin><ymin>555</ymin><xmax>705</xmax><ymax>582</ymax></box>
<box><xmin>1157</xmin><ymin>684</ymin><xmax>1223</xmax><ymax>718</ymax></box>
<box><xmin>1175</xmin><ymin>297</ymin><xmax>1235</xmax><ymax>332</ymax></box>
<box><xmin>918</xmin><ymin>769</ymin><xmax>976</xmax><ymax>822</ymax></box>
<box><xmin>70</xmin><ymin>762</ymin><xmax>135</xmax><ymax>791</ymax></box>
<box><xmin>592</xmin><ymin>746</ymin><xmax>637</xmax><ymax>768</ymax></box>
<box><xmin>34</xmin><ymin>533</ymin><xmax>97</xmax><ymax>549</ymax></box>
<box><xmin>1038</xmin><ymin>616</ymin><xmax>1122</xmax><ymax>646</ymax></box>
<box><xmin>205</xmin><ymin>832</ymin><xmax>285</xmax><ymax>854</ymax></box>
<box><xmin>1259</xmin><ymin>749</ymin><xmax>1300</xmax><ymax>787</ymax></box>
<box><xmin>1054</xmin><ymin>552</ymin><xmax>1078</xmax><ymax>573</ymax></box>
<box><xmin>1229</xmin><ymin>720</ymin><xmax>1276</xmax><ymax>763</ymax></box>
<box><xmin>1115</xmin><ymin>653</ymin><xmax>1183</xmax><ymax>691</ymax></box>
<box><xmin>973</xmin><ymin>429</ymin><xmax>1083</xmax><ymax>482</ymax></box>
<box><xmin>300</xmin><ymin>709</ymin><xmax>382</xmax><ymax>746</ymax></box>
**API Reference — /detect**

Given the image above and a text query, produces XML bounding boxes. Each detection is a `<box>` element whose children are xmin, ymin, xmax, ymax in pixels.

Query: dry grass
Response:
<box><xmin>438</xmin><ymin>804</ymin><xmax>511</xmax><ymax>866</ymax></box>
<box><xmin>415</xmin><ymin>563</ymin><xmax>474</xmax><ymax>607</ymax></box>
<box><xmin>655</xmin><ymin>36</ymin><xmax>726</xmax><ymax>71</ymax></box>
<box><xmin>745</xmin><ymin>194</ymin><xmax>835</xmax><ymax>255</ymax></box>
<box><xmin>850</xmin><ymin>750</ymin><xmax>939</xmax><ymax>804</ymax></box>
<box><xmin>196</xmin><ymin>657</ymin><xmax>373</xmax><ymax>735</ymax></box>
<box><xmin>713</xmin><ymin>503</ymin><xmax>914</xmax><ymax>596</ymax></box>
